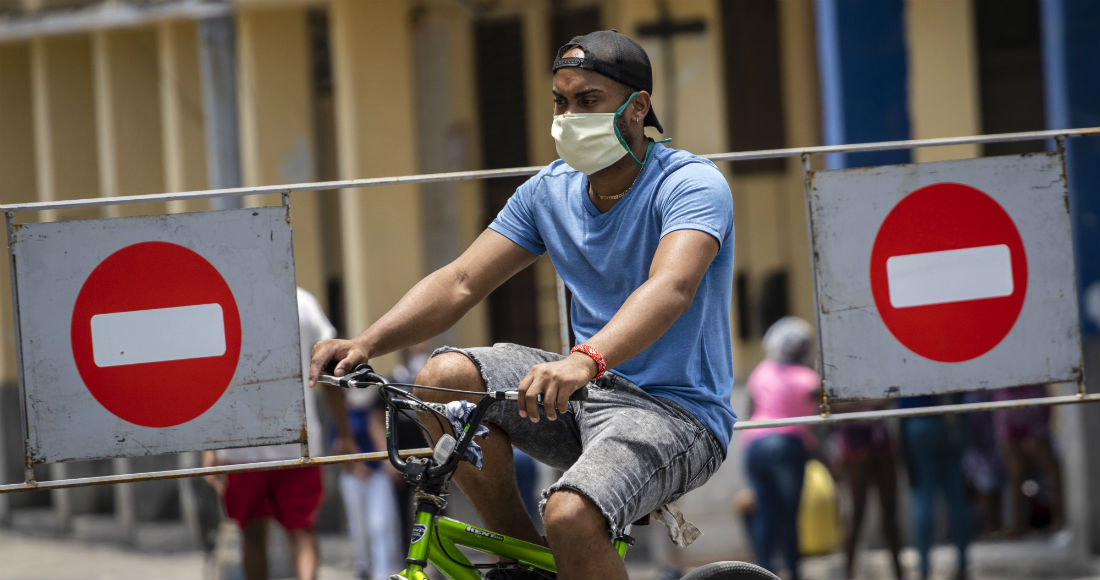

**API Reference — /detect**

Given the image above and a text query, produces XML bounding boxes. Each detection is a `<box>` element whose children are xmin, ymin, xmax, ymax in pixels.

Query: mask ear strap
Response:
<box><xmin>614</xmin><ymin>91</ymin><xmax>640</xmax><ymax>116</ymax></box>
<box><xmin>613</xmin><ymin>92</ymin><xmax>650</xmax><ymax>166</ymax></box>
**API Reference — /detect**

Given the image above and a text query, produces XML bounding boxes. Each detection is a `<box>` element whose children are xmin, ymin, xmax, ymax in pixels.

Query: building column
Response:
<box><xmin>1040</xmin><ymin>0</ymin><xmax>1100</xmax><ymax>339</ymax></box>
<box><xmin>197</xmin><ymin>14</ymin><xmax>242</xmax><ymax>210</ymax></box>
<box><xmin>236</xmin><ymin>5</ymin><xmax>325</xmax><ymax>297</ymax></box>
<box><xmin>777</xmin><ymin>0</ymin><xmax>820</xmax><ymax>345</ymax></box>
<box><xmin>330</xmin><ymin>0</ymin><xmax>423</xmax><ymax>369</ymax></box>
<box><xmin>1040</xmin><ymin>0</ymin><xmax>1100</xmax><ymax>556</ymax></box>
<box><xmin>411</xmin><ymin>4</ymin><xmax>488</xmax><ymax>350</ymax></box>
<box><xmin>814</xmin><ymin>0</ymin><xmax>910</xmax><ymax>169</ymax></box>
<box><xmin>522</xmin><ymin>1</ymin><xmax>554</xmax><ymax>167</ymax></box>
<box><xmin>92</xmin><ymin>27</ymin><xmax>166</xmax><ymax>219</ymax></box>
<box><xmin>30</xmin><ymin>34</ymin><xmax>100</xmax><ymax>222</ymax></box>
<box><xmin>0</xmin><ymin>44</ymin><xmax>35</xmax><ymax>387</ymax></box>
<box><xmin>0</xmin><ymin>42</ymin><xmax>36</xmax><ymax>526</ymax></box>
<box><xmin>905</xmin><ymin>0</ymin><xmax>981</xmax><ymax>162</ymax></box>
<box><xmin>158</xmin><ymin>20</ymin><xmax>209</xmax><ymax>213</ymax></box>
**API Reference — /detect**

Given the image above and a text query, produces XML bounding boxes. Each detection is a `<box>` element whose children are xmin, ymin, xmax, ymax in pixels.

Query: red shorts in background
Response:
<box><xmin>223</xmin><ymin>465</ymin><xmax>323</xmax><ymax>530</ymax></box>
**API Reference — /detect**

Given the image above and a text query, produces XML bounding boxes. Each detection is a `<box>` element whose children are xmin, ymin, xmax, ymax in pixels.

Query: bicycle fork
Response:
<box><xmin>395</xmin><ymin>507</ymin><xmax>442</xmax><ymax>580</ymax></box>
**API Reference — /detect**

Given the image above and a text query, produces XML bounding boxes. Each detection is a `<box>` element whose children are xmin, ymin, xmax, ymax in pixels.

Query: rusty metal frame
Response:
<box><xmin>735</xmin><ymin>392</ymin><xmax>1099</xmax><ymax>431</ymax></box>
<box><xmin>1</xmin><ymin>126</ymin><xmax>1097</xmax><ymax>494</ymax></box>
<box><xmin>0</xmin><ymin>449</ymin><xmax>432</xmax><ymax>494</ymax></box>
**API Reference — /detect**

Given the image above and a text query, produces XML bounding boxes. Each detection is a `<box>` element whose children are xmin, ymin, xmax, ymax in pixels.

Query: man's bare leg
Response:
<box><xmin>544</xmin><ymin>490</ymin><xmax>627</xmax><ymax>580</ymax></box>
<box><xmin>413</xmin><ymin>353</ymin><xmax>543</xmax><ymax>545</ymax></box>
<box><xmin>286</xmin><ymin>527</ymin><xmax>319</xmax><ymax>580</ymax></box>
<box><xmin>241</xmin><ymin>518</ymin><xmax>269</xmax><ymax>580</ymax></box>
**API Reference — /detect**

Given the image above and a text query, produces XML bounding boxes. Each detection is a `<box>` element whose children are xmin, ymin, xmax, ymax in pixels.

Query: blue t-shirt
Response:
<box><xmin>489</xmin><ymin>143</ymin><xmax>738</xmax><ymax>450</ymax></box>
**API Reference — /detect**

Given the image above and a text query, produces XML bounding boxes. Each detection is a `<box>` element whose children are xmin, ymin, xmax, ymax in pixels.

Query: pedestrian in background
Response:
<box><xmin>831</xmin><ymin>401</ymin><xmax>903</xmax><ymax>580</ymax></box>
<box><xmin>337</xmin><ymin>384</ymin><xmax>402</xmax><ymax>580</ymax></box>
<box><xmin>740</xmin><ymin>316</ymin><xmax>821</xmax><ymax>580</ymax></box>
<box><xmin>961</xmin><ymin>389</ymin><xmax>1003</xmax><ymax>538</ymax></box>
<box><xmin>388</xmin><ymin>344</ymin><xmax>430</xmax><ymax>542</ymax></box>
<box><xmin>898</xmin><ymin>394</ymin><xmax>971</xmax><ymax>580</ymax></box>
<box><xmin>993</xmin><ymin>384</ymin><xmax>1065</xmax><ymax>536</ymax></box>
<box><xmin>204</xmin><ymin>287</ymin><xmax>351</xmax><ymax>580</ymax></box>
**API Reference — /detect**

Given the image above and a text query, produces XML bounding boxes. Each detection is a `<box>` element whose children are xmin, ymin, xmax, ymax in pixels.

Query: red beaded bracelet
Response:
<box><xmin>570</xmin><ymin>343</ymin><xmax>607</xmax><ymax>381</ymax></box>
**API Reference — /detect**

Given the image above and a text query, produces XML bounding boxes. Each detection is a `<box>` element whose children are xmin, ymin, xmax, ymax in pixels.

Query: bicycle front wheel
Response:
<box><xmin>679</xmin><ymin>561</ymin><xmax>780</xmax><ymax>580</ymax></box>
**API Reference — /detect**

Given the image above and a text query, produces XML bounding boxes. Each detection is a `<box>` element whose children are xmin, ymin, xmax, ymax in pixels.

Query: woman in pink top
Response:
<box><xmin>741</xmin><ymin>317</ymin><xmax>821</xmax><ymax>579</ymax></box>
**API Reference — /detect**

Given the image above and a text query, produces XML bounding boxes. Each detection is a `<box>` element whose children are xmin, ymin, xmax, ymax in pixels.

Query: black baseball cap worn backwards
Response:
<box><xmin>552</xmin><ymin>29</ymin><xmax>664</xmax><ymax>134</ymax></box>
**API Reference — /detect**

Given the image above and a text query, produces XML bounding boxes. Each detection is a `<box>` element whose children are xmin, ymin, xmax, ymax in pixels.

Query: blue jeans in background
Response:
<box><xmin>744</xmin><ymin>434</ymin><xmax>807</xmax><ymax>579</ymax></box>
<box><xmin>902</xmin><ymin>415</ymin><xmax>971</xmax><ymax>580</ymax></box>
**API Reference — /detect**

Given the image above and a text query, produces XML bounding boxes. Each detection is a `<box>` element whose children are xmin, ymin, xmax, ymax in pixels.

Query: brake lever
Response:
<box><xmin>319</xmin><ymin>363</ymin><xmax>386</xmax><ymax>388</ymax></box>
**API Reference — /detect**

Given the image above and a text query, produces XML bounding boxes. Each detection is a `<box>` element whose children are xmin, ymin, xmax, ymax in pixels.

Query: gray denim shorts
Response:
<box><xmin>432</xmin><ymin>343</ymin><xmax>725</xmax><ymax>534</ymax></box>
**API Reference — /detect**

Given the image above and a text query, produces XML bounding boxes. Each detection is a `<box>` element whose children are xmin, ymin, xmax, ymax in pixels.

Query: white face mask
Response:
<box><xmin>551</xmin><ymin>91</ymin><xmax>646</xmax><ymax>175</ymax></box>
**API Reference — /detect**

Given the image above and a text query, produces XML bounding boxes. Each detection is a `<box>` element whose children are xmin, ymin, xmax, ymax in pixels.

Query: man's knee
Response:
<box><xmin>543</xmin><ymin>490</ymin><xmax>609</xmax><ymax>540</ymax></box>
<box><xmin>412</xmin><ymin>352</ymin><xmax>483</xmax><ymax>402</ymax></box>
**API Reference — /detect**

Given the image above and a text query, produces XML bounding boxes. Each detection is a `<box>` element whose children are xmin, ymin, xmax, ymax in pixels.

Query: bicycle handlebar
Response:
<box><xmin>317</xmin><ymin>364</ymin><xmax>588</xmax><ymax>480</ymax></box>
<box><xmin>317</xmin><ymin>365</ymin><xmax>388</xmax><ymax>389</ymax></box>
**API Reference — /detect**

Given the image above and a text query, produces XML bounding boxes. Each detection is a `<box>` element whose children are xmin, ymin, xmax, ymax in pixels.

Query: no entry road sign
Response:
<box><xmin>11</xmin><ymin>206</ymin><xmax>303</xmax><ymax>465</ymax></box>
<box><xmin>869</xmin><ymin>182</ymin><xmax>1028</xmax><ymax>363</ymax></box>
<box><xmin>71</xmin><ymin>241</ymin><xmax>243</xmax><ymax>428</ymax></box>
<box><xmin>808</xmin><ymin>152</ymin><xmax>1081</xmax><ymax>400</ymax></box>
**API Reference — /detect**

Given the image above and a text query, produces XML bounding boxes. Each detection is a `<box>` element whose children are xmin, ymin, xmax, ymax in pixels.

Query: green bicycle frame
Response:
<box><xmin>396</xmin><ymin>509</ymin><xmax>634</xmax><ymax>580</ymax></box>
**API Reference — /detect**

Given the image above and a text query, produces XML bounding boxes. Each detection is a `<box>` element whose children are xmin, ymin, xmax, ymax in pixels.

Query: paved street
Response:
<box><xmin>0</xmin><ymin>509</ymin><xmax>1095</xmax><ymax>580</ymax></box>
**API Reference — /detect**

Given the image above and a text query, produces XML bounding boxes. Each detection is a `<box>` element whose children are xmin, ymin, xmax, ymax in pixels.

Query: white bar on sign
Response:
<box><xmin>91</xmin><ymin>303</ymin><xmax>226</xmax><ymax>367</ymax></box>
<box><xmin>886</xmin><ymin>244</ymin><xmax>1014</xmax><ymax>308</ymax></box>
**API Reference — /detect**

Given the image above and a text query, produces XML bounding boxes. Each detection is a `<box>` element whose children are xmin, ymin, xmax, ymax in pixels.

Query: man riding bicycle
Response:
<box><xmin>310</xmin><ymin>29</ymin><xmax>736</xmax><ymax>580</ymax></box>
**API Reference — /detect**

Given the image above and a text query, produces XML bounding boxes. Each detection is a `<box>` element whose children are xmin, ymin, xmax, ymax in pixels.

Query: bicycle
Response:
<box><xmin>318</xmin><ymin>365</ymin><xmax>777</xmax><ymax>580</ymax></box>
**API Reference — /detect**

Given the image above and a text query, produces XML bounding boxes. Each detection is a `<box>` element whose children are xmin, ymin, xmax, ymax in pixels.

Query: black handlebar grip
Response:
<box><xmin>346</xmin><ymin>364</ymin><xmax>386</xmax><ymax>385</ymax></box>
<box><xmin>322</xmin><ymin>362</ymin><xmax>384</xmax><ymax>386</ymax></box>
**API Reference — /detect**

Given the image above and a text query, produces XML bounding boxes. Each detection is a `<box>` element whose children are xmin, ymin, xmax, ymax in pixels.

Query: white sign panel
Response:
<box><xmin>808</xmin><ymin>152</ymin><xmax>1081</xmax><ymax>400</ymax></box>
<box><xmin>11</xmin><ymin>206</ymin><xmax>304</xmax><ymax>464</ymax></box>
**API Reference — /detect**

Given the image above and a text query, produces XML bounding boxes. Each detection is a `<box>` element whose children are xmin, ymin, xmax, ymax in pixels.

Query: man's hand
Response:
<box><xmin>201</xmin><ymin>450</ymin><xmax>226</xmax><ymax>497</ymax></box>
<box><xmin>331</xmin><ymin>434</ymin><xmax>369</xmax><ymax>478</ymax></box>
<box><xmin>309</xmin><ymin>338</ymin><xmax>367</xmax><ymax>387</ymax></box>
<box><xmin>516</xmin><ymin>353</ymin><xmax>596</xmax><ymax>422</ymax></box>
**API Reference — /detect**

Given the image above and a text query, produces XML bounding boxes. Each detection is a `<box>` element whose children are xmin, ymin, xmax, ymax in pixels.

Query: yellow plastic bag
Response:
<box><xmin>798</xmin><ymin>459</ymin><xmax>839</xmax><ymax>555</ymax></box>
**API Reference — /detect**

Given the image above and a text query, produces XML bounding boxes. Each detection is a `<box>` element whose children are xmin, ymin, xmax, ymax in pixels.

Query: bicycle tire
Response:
<box><xmin>679</xmin><ymin>561</ymin><xmax>780</xmax><ymax>580</ymax></box>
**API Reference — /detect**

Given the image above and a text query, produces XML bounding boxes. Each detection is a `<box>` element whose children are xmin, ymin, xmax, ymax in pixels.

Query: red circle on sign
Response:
<box><xmin>869</xmin><ymin>183</ymin><xmax>1027</xmax><ymax>362</ymax></box>
<box><xmin>71</xmin><ymin>242</ymin><xmax>241</xmax><ymax>427</ymax></box>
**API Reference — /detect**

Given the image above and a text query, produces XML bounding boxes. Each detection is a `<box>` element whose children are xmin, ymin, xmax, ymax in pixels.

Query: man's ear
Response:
<box><xmin>632</xmin><ymin>91</ymin><xmax>652</xmax><ymax>125</ymax></box>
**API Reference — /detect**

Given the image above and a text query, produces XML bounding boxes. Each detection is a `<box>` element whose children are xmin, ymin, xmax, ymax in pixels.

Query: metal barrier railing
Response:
<box><xmin>3</xmin><ymin>127</ymin><xmax>1096</xmax><ymax>215</ymax></box>
<box><xmin>1</xmin><ymin>126</ymin><xmax>1097</xmax><ymax>494</ymax></box>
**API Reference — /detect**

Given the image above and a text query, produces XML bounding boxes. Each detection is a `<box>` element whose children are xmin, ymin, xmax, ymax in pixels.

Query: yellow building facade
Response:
<box><xmin>2</xmin><ymin>0</ymin><xmax>1049</xmax><ymax>385</ymax></box>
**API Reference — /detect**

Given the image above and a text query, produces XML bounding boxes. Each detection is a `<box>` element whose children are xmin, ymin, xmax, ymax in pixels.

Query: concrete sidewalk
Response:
<box><xmin>0</xmin><ymin>511</ymin><xmax>1096</xmax><ymax>580</ymax></box>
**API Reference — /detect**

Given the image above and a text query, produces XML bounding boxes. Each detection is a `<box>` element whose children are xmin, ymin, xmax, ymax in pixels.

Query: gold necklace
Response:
<box><xmin>595</xmin><ymin>166</ymin><xmax>643</xmax><ymax>200</ymax></box>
